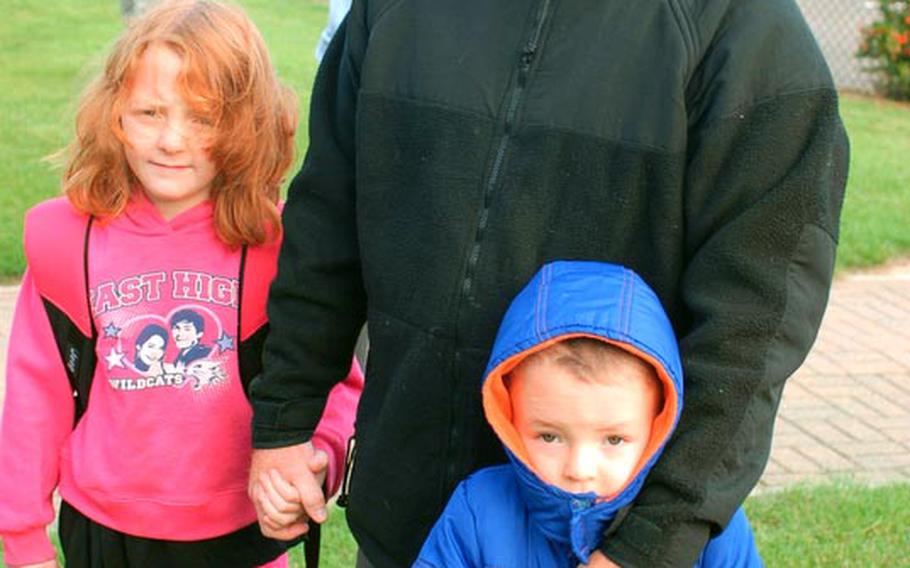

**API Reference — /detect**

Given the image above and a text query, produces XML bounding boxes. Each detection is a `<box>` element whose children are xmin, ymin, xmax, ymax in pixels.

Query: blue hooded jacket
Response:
<box><xmin>415</xmin><ymin>261</ymin><xmax>762</xmax><ymax>567</ymax></box>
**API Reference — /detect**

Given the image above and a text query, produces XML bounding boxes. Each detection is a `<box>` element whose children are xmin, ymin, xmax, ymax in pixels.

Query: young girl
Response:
<box><xmin>0</xmin><ymin>2</ymin><xmax>363</xmax><ymax>567</ymax></box>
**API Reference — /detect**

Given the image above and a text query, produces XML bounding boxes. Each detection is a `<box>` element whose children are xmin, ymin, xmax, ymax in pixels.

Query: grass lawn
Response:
<box><xmin>745</xmin><ymin>481</ymin><xmax>910</xmax><ymax>567</ymax></box>
<box><xmin>836</xmin><ymin>95</ymin><xmax>910</xmax><ymax>270</ymax></box>
<box><xmin>2</xmin><ymin>2</ymin><xmax>910</xmax><ymax>277</ymax></box>
<box><xmin>1</xmin><ymin>482</ymin><xmax>907</xmax><ymax>566</ymax></box>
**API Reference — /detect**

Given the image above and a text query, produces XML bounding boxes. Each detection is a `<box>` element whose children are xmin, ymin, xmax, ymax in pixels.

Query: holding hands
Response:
<box><xmin>249</xmin><ymin>442</ymin><xmax>330</xmax><ymax>540</ymax></box>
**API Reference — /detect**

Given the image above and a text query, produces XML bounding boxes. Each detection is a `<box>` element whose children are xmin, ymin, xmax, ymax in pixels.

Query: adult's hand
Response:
<box><xmin>580</xmin><ymin>551</ymin><xmax>621</xmax><ymax>568</ymax></box>
<box><xmin>249</xmin><ymin>442</ymin><xmax>328</xmax><ymax>540</ymax></box>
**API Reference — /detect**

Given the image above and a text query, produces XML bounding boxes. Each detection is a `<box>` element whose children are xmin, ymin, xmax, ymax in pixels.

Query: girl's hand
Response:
<box><xmin>249</xmin><ymin>443</ymin><xmax>331</xmax><ymax>541</ymax></box>
<box><xmin>579</xmin><ymin>551</ymin><xmax>621</xmax><ymax>568</ymax></box>
<box><xmin>256</xmin><ymin>468</ymin><xmax>306</xmax><ymax>530</ymax></box>
<box><xmin>13</xmin><ymin>560</ymin><xmax>59</xmax><ymax>568</ymax></box>
<box><xmin>255</xmin><ymin>448</ymin><xmax>330</xmax><ymax>530</ymax></box>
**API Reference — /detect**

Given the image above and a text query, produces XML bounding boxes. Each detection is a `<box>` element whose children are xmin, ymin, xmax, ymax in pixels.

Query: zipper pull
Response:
<box><xmin>521</xmin><ymin>45</ymin><xmax>536</xmax><ymax>68</ymax></box>
<box><xmin>336</xmin><ymin>436</ymin><xmax>357</xmax><ymax>508</ymax></box>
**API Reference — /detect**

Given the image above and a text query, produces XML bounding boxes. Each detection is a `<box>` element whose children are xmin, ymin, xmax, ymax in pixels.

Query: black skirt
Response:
<box><xmin>58</xmin><ymin>500</ymin><xmax>300</xmax><ymax>568</ymax></box>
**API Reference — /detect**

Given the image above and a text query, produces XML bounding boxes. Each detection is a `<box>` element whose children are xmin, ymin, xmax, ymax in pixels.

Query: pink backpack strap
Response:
<box><xmin>23</xmin><ymin>197</ymin><xmax>93</xmax><ymax>336</ymax></box>
<box><xmin>236</xmin><ymin>232</ymin><xmax>281</xmax><ymax>395</ymax></box>
<box><xmin>238</xmin><ymin>235</ymin><xmax>281</xmax><ymax>341</ymax></box>
<box><xmin>23</xmin><ymin>197</ymin><xmax>97</xmax><ymax>423</ymax></box>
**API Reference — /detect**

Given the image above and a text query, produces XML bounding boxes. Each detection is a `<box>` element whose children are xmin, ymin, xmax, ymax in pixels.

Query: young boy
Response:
<box><xmin>415</xmin><ymin>261</ymin><xmax>763</xmax><ymax>567</ymax></box>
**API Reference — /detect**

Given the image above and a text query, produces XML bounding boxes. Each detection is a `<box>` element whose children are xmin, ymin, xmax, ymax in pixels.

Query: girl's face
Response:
<box><xmin>121</xmin><ymin>44</ymin><xmax>218</xmax><ymax>220</ymax></box>
<box><xmin>138</xmin><ymin>333</ymin><xmax>166</xmax><ymax>366</ymax></box>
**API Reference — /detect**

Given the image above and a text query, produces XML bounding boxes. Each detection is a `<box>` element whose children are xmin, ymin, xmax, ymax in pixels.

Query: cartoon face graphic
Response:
<box><xmin>169</xmin><ymin>308</ymin><xmax>212</xmax><ymax>366</ymax></box>
<box><xmin>103</xmin><ymin>303</ymin><xmax>228</xmax><ymax>391</ymax></box>
<box><xmin>134</xmin><ymin>323</ymin><xmax>169</xmax><ymax>375</ymax></box>
<box><xmin>170</xmin><ymin>308</ymin><xmax>205</xmax><ymax>349</ymax></box>
<box><xmin>138</xmin><ymin>334</ymin><xmax>166</xmax><ymax>365</ymax></box>
<box><xmin>172</xmin><ymin>320</ymin><xmax>203</xmax><ymax>349</ymax></box>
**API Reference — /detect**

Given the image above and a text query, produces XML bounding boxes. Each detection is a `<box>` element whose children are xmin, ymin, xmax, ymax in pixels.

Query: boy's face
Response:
<box><xmin>510</xmin><ymin>356</ymin><xmax>660</xmax><ymax>496</ymax></box>
<box><xmin>172</xmin><ymin>320</ymin><xmax>202</xmax><ymax>349</ymax></box>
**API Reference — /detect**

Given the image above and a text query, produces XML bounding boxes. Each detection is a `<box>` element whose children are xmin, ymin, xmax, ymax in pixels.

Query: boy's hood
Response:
<box><xmin>481</xmin><ymin>261</ymin><xmax>683</xmax><ymax>562</ymax></box>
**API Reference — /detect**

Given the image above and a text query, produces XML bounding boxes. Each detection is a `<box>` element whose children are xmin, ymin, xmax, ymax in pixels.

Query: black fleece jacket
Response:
<box><xmin>252</xmin><ymin>0</ymin><xmax>849</xmax><ymax>566</ymax></box>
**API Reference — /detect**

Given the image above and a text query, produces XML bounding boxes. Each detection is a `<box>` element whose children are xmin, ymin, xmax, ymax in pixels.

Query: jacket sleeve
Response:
<box><xmin>602</xmin><ymin>1</ymin><xmax>848</xmax><ymax>566</ymax></box>
<box><xmin>310</xmin><ymin>357</ymin><xmax>363</xmax><ymax>497</ymax></box>
<box><xmin>412</xmin><ymin>482</ymin><xmax>483</xmax><ymax>568</ymax></box>
<box><xmin>249</xmin><ymin>1</ymin><xmax>369</xmax><ymax>448</ymax></box>
<box><xmin>0</xmin><ymin>270</ymin><xmax>74</xmax><ymax>566</ymax></box>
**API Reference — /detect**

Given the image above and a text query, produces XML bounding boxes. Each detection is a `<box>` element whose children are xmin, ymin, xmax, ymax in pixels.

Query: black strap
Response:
<box><xmin>337</xmin><ymin>436</ymin><xmax>357</xmax><ymax>509</ymax></box>
<box><xmin>236</xmin><ymin>245</ymin><xmax>267</xmax><ymax>396</ymax></box>
<box><xmin>305</xmin><ymin>522</ymin><xmax>321</xmax><ymax>568</ymax></box>
<box><xmin>62</xmin><ymin>216</ymin><xmax>98</xmax><ymax>425</ymax></box>
<box><xmin>75</xmin><ymin>216</ymin><xmax>97</xmax><ymax>423</ymax></box>
<box><xmin>83</xmin><ymin>216</ymin><xmax>96</xmax><ymax>335</ymax></box>
<box><xmin>236</xmin><ymin>244</ymin><xmax>248</xmax><ymax>346</ymax></box>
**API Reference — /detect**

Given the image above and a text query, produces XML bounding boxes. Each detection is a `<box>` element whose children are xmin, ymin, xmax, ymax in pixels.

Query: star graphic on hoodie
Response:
<box><xmin>105</xmin><ymin>348</ymin><xmax>126</xmax><ymax>370</ymax></box>
<box><xmin>215</xmin><ymin>332</ymin><xmax>235</xmax><ymax>352</ymax></box>
<box><xmin>103</xmin><ymin>322</ymin><xmax>121</xmax><ymax>338</ymax></box>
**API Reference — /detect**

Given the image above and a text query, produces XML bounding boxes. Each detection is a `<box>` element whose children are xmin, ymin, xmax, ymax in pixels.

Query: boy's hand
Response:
<box><xmin>249</xmin><ymin>442</ymin><xmax>329</xmax><ymax>540</ymax></box>
<box><xmin>579</xmin><ymin>551</ymin><xmax>621</xmax><ymax>568</ymax></box>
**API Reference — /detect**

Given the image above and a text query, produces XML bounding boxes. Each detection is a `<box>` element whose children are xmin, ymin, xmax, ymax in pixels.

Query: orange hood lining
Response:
<box><xmin>481</xmin><ymin>332</ymin><xmax>679</xmax><ymax>500</ymax></box>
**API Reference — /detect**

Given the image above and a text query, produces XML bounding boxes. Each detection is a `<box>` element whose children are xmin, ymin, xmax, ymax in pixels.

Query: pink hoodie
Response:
<box><xmin>0</xmin><ymin>196</ymin><xmax>363</xmax><ymax>566</ymax></box>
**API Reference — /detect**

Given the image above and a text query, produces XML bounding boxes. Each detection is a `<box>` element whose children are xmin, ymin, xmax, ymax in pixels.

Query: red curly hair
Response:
<box><xmin>62</xmin><ymin>0</ymin><xmax>296</xmax><ymax>246</ymax></box>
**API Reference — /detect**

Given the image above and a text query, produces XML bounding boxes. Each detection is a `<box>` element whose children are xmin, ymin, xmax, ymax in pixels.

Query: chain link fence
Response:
<box><xmin>796</xmin><ymin>0</ymin><xmax>882</xmax><ymax>93</ymax></box>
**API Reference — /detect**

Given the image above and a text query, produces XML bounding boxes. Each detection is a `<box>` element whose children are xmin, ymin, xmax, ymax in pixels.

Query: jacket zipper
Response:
<box><xmin>459</xmin><ymin>0</ymin><xmax>553</xmax><ymax>299</ymax></box>
<box><xmin>447</xmin><ymin>0</ymin><xmax>553</xmax><ymax>486</ymax></box>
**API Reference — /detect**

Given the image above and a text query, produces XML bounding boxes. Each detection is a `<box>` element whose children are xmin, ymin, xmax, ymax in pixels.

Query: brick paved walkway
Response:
<box><xmin>758</xmin><ymin>261</ymin><xmax>910</xmax><ymax>492</ymax></box>
<box><xmin>1</xmin><ymin>262</ymin><xmax>909</xmax><ymax>493</ymax></box>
